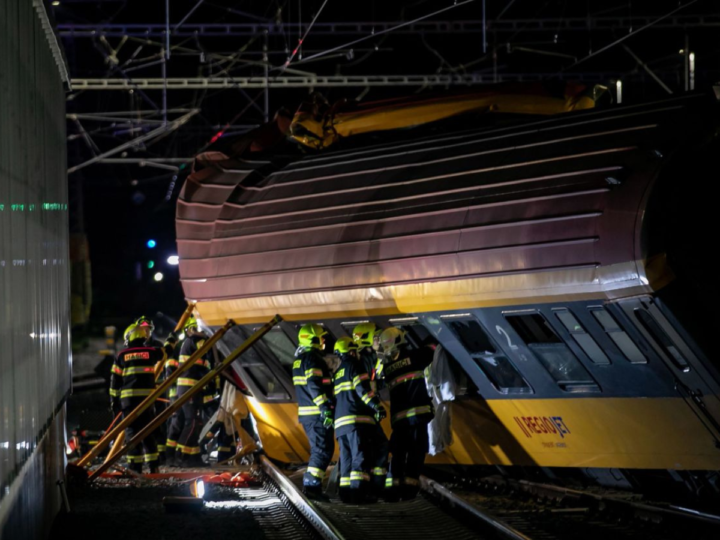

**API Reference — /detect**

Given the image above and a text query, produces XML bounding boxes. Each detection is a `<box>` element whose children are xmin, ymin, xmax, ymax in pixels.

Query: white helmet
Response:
<box><xmin>378</xmin><ymin>327</ymin><xmax>406</xmax><ymax>357</ymax></box>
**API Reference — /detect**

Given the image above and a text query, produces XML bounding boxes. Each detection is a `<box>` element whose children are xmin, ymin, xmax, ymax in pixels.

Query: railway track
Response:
<box><xmin>260</xmin><ymin>458</ymin><xmax>720</xmax><ymax>540</ymax></box>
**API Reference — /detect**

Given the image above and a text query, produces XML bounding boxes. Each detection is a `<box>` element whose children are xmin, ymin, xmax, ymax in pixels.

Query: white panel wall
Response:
<box><xmin>0</xmin><ymin>1</ymin><xmax>71</xmax><ymax>537</ymax></box>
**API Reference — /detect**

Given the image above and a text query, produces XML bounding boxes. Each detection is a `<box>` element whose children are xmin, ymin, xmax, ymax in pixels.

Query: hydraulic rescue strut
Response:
<box><xmin>87</xmin><ymin>315</ymin><xmax>283</xmax><ymax>481</ymax></box>
<box><xmin>74</xmin><ymin>319</ymin><xmax>235</xmax><ymax>468</ymax></box>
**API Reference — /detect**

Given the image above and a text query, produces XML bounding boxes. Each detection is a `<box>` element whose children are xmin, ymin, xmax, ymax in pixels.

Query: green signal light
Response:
<box><xmin>147</xmin><ymin>260</ymin><xmax>155</xmax><ymax>269</ymax></box>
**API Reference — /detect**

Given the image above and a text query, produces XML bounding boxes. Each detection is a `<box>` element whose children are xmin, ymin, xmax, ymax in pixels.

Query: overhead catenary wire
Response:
<box><xmin>281</xmin><ymin>0</ymin><xmax>331</xmax><ymax>72</ymax></box>
<box><xmin>279</xmin><ymin>0</ymin><xmax>476</xmax><ymax>70</ymax></box>
<box><xmin>562</xmin><ymin>0</ymin><xmax>701</xmax><ymax>72</ymax></box>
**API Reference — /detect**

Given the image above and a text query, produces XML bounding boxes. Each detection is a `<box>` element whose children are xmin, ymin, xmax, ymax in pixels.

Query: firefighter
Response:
<box><xmin>293</xmin><ymin>323</ymin><xmax>335</xmax><ymax>500</ymax></box>
<box><xmin>133</xmin><ymin>315</ymin><xmax>170</xmax><ymax>461</ymax></box>
<box><xmin>163</xmin><ymin>324</ymin><xmax>185</xmax><ymax>467</ymax></box>
<box><xmin>172</xmin><ymin>315</ymin><xmax>215</xmax><ymax>467</ymax></box>
<box><xmin>351</xmin><ymin>322</ymin><xmax>390</xmax><ymax>497</ymax></box>
<box><xmin>379</xmin><ymin>327</ymin><xmax>434</xmax><ymax>501</ymax></box>
<box><xmin>110</xmin><ymin>324</ymin><xmax>171</xmax><ymax>473</ymax></box>
<box><xmin>332</xmin><ymin>337</ymin><xmax>387</xmax><ymax>503</ymax></box>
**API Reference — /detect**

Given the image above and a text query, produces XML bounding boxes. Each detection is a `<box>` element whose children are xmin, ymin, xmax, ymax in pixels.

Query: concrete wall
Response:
<box><xmin>0</xmin><ymin>1</ymin><xmax>71</xmax><ymax>538</ymax></box>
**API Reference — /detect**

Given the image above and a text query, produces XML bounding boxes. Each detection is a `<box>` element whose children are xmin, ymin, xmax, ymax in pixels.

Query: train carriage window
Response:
<box><xmin>245</xmin><ymin>363</ymin><xmax>291</xmax><ymax>399</ymax></box>
<box><xmin>389</xmin><ymin>317</ymin><xmax>435</xmax><ymax>349</ymax></box>
<box><xmin>259</xmin><ymin>328</ymin><xmax>297</xmax><ymax>376</ymax></box>
<box><xmin>634</xmin><ymin>309</ymin><xmax>689</xmax><ymax>371</ymax></box>
<box><xmin>505</xmin><ymin>313</ymin><xmax>599</xmax><ymax>392</ymax></box>
<box><xmin>554</xmin><ymin>309</ymin><xmax>610</xmax><ymax>365</ymax></box>
<box><xmin>443</xmin><ymin>317</ymin><xmax>531</xmax><ymax>394</ymax></box>
<box><xmin>590</xmin><ymin>309</ymin><xmax>646</xmax><ymax>364</ymax></box>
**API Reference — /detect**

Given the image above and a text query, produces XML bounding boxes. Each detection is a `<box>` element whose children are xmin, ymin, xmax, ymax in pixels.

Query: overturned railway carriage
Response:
<box><xmin>177</xmin><ymin>93</ymin><xmax>720</xmax><ymax>495</ymax></box>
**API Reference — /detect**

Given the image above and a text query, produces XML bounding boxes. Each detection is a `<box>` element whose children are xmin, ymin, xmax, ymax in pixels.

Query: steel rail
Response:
<box><xmin>420</xmin><ymin>476</ymin><xmax>533</xmax><ymax>540</ymax></box>
<box><xmin>261</xmin><ymin>456</ymin><xmax>345</xmax><ymax>540</ymax></box>
<box><xmin>87</xmin><ymin>315</ymin><xmax>282</xmax><ymax>481</ymax></box>
<box><xmin>75</xmin><ymin>319</ymin><xmax>234</xmax><ymax>467</ymax></box>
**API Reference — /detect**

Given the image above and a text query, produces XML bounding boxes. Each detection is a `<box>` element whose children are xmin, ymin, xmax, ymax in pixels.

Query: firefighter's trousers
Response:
<box><xmin>166</xmin><ymin>396</ymin><xmax>184</xmax><ymax>463</ymax></box>
<box><xmin>176</xmin><ymin>387</ymin><xmax>204</xmax><ymax>465</ymax></box>
<box><xmin>122</xmin><ymin>399</ymin><xmax>159</xmax><ymax>473</ymax></box>
<box><xmin>300</xmin><ymin>418</ymin><xmax>334</xmax><ymax>493</ymax></box>
<box><xmin>387</xmin><ymin>420</ymin><xmax>430</xmax><ymax>500</ymax></box>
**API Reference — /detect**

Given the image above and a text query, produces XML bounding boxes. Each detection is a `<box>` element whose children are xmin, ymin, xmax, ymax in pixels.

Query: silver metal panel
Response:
<box><xmin>0</xmin><ymin>1</ymin><xmax>71</xmax><ymax>537</ymax></box>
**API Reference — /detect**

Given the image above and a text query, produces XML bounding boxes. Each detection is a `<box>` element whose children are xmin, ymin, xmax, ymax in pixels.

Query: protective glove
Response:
<box><xmin>374</xmin><ymin>405</ymin><xmax>387</xmax><ymax>423</ymax></box>
<box><xmin>321</xmin><ymin>409</ymin><xmax>334</xmax><ymax>429</ymax></box>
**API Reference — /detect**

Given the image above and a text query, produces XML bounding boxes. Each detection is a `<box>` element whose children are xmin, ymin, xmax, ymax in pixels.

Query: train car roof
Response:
<box><xmin>176</xmin><ymin>91</ymin><xmax>720</xmax><ymax>325</ymax></box>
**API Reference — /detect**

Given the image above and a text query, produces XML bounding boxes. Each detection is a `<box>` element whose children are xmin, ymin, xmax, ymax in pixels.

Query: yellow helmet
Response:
<box><xmin>352</xmin><ymin>322</ymin><xmax>381</xmax><ymax>348</ymax></box>
<box><xmin>379</xmin><ymin>327</ymin><xmax>406</xmax><ymax>356</ymax></box>
<box><xmin>124</xmin><ymin>323</ymin><xmax>148</xmax><ymax>345</ymax></box>
<box><xmin>334</xmin><ymin>336</ymin><xmax>358</xmax><ymax>356</ymax></box>
<box><xmin>298</xmin><ymin>323</ymin><xmax>327</xmax><ymax>349</ymax></box>
<box><xmin>183</xmin><ymin>314</ymin><xmax>198</xmax><ymax>332</ymax></box>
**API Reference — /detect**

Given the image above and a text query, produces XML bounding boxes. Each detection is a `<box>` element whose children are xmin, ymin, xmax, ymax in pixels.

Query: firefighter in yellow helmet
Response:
<box><xmin>109</xmin><ymin>324</ymin><xmax>168</xmax><ymax>473</ymax></box>
<box><xmin>172</xmin><ymin>315</ymin><xmax>216</xmax><ymax>467</ymax></box>
<box><xmin>379</xmin><ymin>327</ymin><xmax>434</xmax><ymax>501</ymax></box>
<box><xmin>332</xmin><ymin>337</ymin><xmax>387</xmax><ymax>503</ymax></box>
<box><xmin>351</xmin><ymin>322</ymin><xmax>390</xmax><ymax>498</ymax></box>
<box><xmin>293</xmin><ymin>323</ymin><xmax>335</xmax><ymax>500</ymax></box>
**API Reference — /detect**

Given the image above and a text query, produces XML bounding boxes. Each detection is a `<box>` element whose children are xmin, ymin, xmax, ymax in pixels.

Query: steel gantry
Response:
<box><xmin>56</xmin><ymin>15</ymin><xmax>720</xmax><ymax>37</ymax></box>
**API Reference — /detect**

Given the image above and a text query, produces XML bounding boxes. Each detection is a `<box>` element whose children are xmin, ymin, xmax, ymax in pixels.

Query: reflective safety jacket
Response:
<box><xmin>383</xmin><ymin>345</ymin><xmax>434</xmax><ymax>426</ymax></box>
<box><xmin>333</xmin><ymin>356</ymin><xmax>382</xmax><ymax>436</ymax></box>
<box><xmin>176</xmin><ymin>334</ymin><xmax>215</xmax><ymax>403</ymax></box>
<box><xmin>293</xmin><ymin>348</ymin><xmax>334</xmax><ymax>422</ymax></box>
<box><xmin>110</xmin><ymin>339</ymin><xmax>168</xmax><ymax>407</ymax></box>
<box><xmin>358</xmin><ymin>348</ymin><xmax>382</xmax><ymax>392</ymax></box>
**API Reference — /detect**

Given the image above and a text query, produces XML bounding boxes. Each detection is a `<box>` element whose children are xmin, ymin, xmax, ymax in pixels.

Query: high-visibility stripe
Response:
<box><xmin>144</xmin><ymin>453</ymin><xmax>160</xmax><ymax>462</ymax></box>
<box><xmin>88</xmin><ymin>440</ymin><xmax>99</xmax><ymax>446</ymax></box>
<box><xmin>305</xmin><ymin>368</ymin><xmax>323</xmax><ymax>378</ymax></box>
<box><xmin>169</xmin><ymin>387</ymin><xmax>177</xmax><ymax>398</ymax></box>
<box><xmin>179</xmin><ymin>355</ymin><xmax>208</xmax><ymax>367</ymax></box>
<box><xmin>352</xmin><ymin>373</ymin><xmax>369</xmax><ymax>386</ymax></box>
<box><xmin>218</xmin><ymin>446</ymin><xmax>232</xmax><ymax>452</ymax></box>
<box><xmin>334</xmin><ymin>415</ymin><xmax>375</xmax><ymax>428</ymax></box>
<box><xmin>350</xmin><ymin>471</ymin><xmax>370</xmax><ymax>482</ymax></box>
<box><xmin>386</xmin><ymin>477</ymin><xmax>400</xmax><ymax>488</ymax></box>
<box><xmin>166</xmin><ymin>439</ymin><xmax>178</xmax><ymax>448</ymax></box>
<box><xmin>122</xmin><ymin>366</ymin><xmax>155</xmax><ymax>376</ymax></box>
<box><xmin>293</xmin><ymin>376</ymin><xmax>307</xmax><ymax>385</ymax></box>
<box><xmin>299</xmin><ymin>405</ymin><xmax>321</xmax><ymax>416</ymax></box>
<box><xmin>157</xmin><ymin>445</ymin><xmax>167</xmax><ymax>452</ymax></box>
<box><xmin>120</xmin><ymin>388</ymin><xmax>153</xmax><ymax>398</ymax></box>
<box><xmin>388</xmin><ymin>371</ymin><xmax>425</xmax><ymax>389</ymax></box>
<box><xmin>109</xmin><ymin>389</ymin><xmax>120</xmax><ymax>397</ymax></box>
<box><xmin>111</xmin><ymin>365</ymin><xmax>122</xmax><ymax>375</ymax></box>
<box><xmin>307</xmin><ymin>467</ymin><xmax>325</xmax><ymax>479</ymax></box>
<box><xmin>126</xmin><ymin>455</ymin><xmax>143</xmax><ymax>464</ymax></box>
<box><xmin>180</xmin><ymin>446</ymin><xmax>201</xmax><ymax>455</ymax></box>
<box><xmin>339</xmin><ymin>477</ymin><xmax>351</xmax><ymax>487</ymax></box>
<box><xmin>313</xmin><ymin>394</ymin><xmax>329</xmax><ymax>406</ymax></box>
<box><xmin>391</xmin><ymin>405</ymin><xmax>432</xmax><ymax>424</ymax></box>
<box><xmin>165</xmin><ymin>359</ymin><xmax>179</xmax><ymax>368</ymax></box>
<box><xmin>334</xmin><ymin>381</ymin><xmax>354</xmax><ymax>393</ymax></box>
<box><xmin>360</xmin><ymin>391</ymin><xmax>376</xmax><ymax>405</ymax></box>
<box><xmin>203</xmin><ymin>395</ymin><xmax>214</xmax><ymax>403</ymax></box>
<box><xmin>372</xmin><ymin>467</ymin><xmax>387</xmax><ymax>476</ymax></box>
<box><xmin>177</xmin><ymin>377</ymin><xmax>198</xmax><ymax>387</ymax></box>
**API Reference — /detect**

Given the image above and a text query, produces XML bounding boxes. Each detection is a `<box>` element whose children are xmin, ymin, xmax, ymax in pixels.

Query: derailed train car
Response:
<box><xmin>176</xmin><ymin>90</ymin><xmax>720</xmax><ymax>498</ymax></box>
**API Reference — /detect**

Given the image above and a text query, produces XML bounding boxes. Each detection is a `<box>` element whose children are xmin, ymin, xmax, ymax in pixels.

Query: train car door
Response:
<box><xmin>613</xmin><ymin>295</ymin><xmax>720</xmax><ymax>447</ymax></box>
